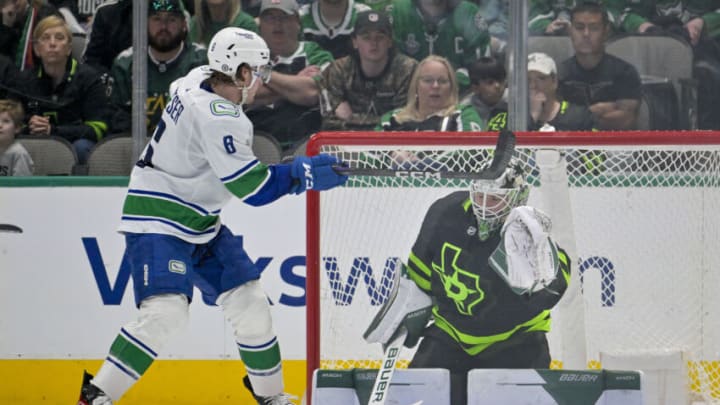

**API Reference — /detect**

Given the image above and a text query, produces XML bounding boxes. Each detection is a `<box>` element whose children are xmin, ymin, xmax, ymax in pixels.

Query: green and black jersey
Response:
<box><xmin>110</xmin><ymin>42</ymin><xmax>208</xmax><ymax>134</ymax></box>
<box><xmin>406</xmin><ymin>190</ymin><xmax>571</xmax><ymax>355</ymax></box>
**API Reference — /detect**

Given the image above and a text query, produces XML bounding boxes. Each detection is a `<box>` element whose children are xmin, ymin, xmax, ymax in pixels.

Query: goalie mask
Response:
<box><xmin>470</xmin><ymin>158</ymin><xmax>530</xmax><ymax>240</ymax></box>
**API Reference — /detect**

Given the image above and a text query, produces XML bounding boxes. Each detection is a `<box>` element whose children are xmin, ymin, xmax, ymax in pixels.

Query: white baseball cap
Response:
<box><xmin>528</xmin><ymin>52</ymin><xmax>557</xmax><ymax>76</ymax></box>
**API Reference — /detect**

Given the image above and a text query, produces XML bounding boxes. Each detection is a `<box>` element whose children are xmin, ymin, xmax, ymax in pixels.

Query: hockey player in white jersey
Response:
<box><xmin>77</xmin><ymin>27</ymin><xmax>347</xmax><ymax>405</ymax></box>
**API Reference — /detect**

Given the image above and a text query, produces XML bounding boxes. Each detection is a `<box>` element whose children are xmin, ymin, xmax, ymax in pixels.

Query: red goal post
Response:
<box><xmin>305</xmin><ymin>130</ymin><xmax>720</xmax><ymax>404</ymax></box>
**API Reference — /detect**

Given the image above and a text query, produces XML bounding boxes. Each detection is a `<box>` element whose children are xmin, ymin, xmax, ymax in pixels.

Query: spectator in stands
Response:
<box><xmin>390</xmin><ymin>0</ymin><xmax>491</xmax><ymax>90</ymax></box>
<box><xmin>377</xmin><ymin>55</ymin><xmax>483</xmax><ymax>131</ymax></box>
<box><xmin>82</xmin><ymin>0</ymin><xmax>131</xmax><ymax>74</ymax></box>
<box><xmin>109</xmin><ymin>0</ymin><xmax>207</xmax><ymax>135</ymax></box>
<box><xmin>19</xmin><ymin>15</ymin><xmax>110</xmax><ymax>164</ymax></box>
<box><xmin>189</xmin><ymin>0</ymin><xmax>258</xmax><ymax>47</ymax></box>
<box><xmin>0</xmin><ymin>53</ymin><xmax>21</xmax><ymax>98</ymax></box>
<box><xmin>529</xmin><ymin>52</ymin><xmax>595</xmax><ymax>131</ymax></box>
<box><xmin>478</xmin><ymin>0</ymin><xmax>508</xmax><ymax>40</ymax></box>
<box><xmin>247</xmin><ymin>0</ymin><xmax>334</xmax><ymax>152</ymax></box>
<box><xmin>558</xmin><ymin>1</ymin><xmax>641</xmax><ymax>130</ymax></box>
<box><xmin>605</xmin><ymin>0</ymin><xmax>720</xmax><ymax>129</ymax></box>
<box><xmin>463</xmin><ymin>56</ymin><xmax>508</xmax><ymax>131</ymax></box>
<box><xmin>48</xmin><ymin>0</ymin><xmax>114</xmax><ymax>31</ymax></box>
<box><xmin>0</xmin><ymin>99</ymin><xmax>32</xmax><ymax>175</ymax></box>
<box><xmin>0</xmin><ymin>0</ymin><xmax>59</xmax><ymax>70</ymax></box>
<box><xmin>299</xmin><ymin>0</ymin><xmax>370</xmax><ymax>59</ymax></box>
<box><xmin>529</xmin><ymin>0</ymin><xmax>576</xmax><ymax>36</ymax></box>
<box><xmin>318</xmin><ymin>10</ymin><xmax>417</xmax><ymax>131</ymax></box>
<box><xmin>605</xmin><ymin>0</ymin><xmax>719</xmax><ymax>42</ymax></box>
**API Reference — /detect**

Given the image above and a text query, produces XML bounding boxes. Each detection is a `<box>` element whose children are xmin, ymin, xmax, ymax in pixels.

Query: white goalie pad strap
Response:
<box><xmin>491</xmin><ymin>206</ymin><xmax>558</xmax><ymax>294</ymax></box>
<box><xmin>363</xmin><ymin>274</ymin><xmax>432</xmax><ymax>348</ymax></box>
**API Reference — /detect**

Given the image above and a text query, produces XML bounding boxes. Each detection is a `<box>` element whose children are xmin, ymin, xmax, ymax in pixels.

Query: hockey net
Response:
<box><xmin>305</xmin><ymin>130</ymin><xmax>720</xmax><ymax>403</ymax></box>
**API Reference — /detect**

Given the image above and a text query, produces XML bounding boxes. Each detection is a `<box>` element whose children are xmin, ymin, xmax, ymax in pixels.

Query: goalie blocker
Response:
<box><xmin>363</xmin><ymin>266</ymin><xmax>433</xmax><ymax>350</ymax></box>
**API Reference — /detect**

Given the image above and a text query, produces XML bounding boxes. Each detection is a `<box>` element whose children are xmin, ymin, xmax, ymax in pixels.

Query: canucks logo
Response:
<box><xmin>168</xmin><ymin>260</ymin><xmax>187</xmax><ymax>275</ymax></box>
<box><xmin>210</xmin><ymin>100</ymin><xmax>240</xmax><ymax>117</ymax></box>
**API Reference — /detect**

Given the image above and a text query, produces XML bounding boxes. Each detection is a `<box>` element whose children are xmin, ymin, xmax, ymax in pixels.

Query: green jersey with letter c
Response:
<box><xmin>391</xmin><ymin>0</ymin><xmax>491</xmax><ymax>73</ymax></box>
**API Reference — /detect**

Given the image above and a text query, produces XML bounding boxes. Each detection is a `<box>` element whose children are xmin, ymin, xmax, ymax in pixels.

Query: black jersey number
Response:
<box><xmin>136</xmin><ymin>119</ymin><xmax>167</xmax><ymax>168</ymax></box>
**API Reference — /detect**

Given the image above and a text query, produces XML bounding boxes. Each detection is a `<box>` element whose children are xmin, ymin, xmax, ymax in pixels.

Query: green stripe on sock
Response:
<box><xmin>109</xmin><ymin>334</ymin><xmax>155</xmax><ymax>375</ymax></box>
<box><xmin>238</xmin><ymin>341</ymin><xmax>281</xmax><ymax>371</ymax></box>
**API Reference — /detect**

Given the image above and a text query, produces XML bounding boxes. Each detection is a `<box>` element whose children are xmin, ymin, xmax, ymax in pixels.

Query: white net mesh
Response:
<box><xmin>306</xmin><ymin>131</ymin><xmax>720</xmax><ymax>403</ymax></box>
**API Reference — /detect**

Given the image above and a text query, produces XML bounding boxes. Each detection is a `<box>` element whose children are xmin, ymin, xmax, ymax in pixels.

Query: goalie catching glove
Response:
<box><xmin>289</xmin><ymin>154</ymin><xmax>348</xmax><ymax>194</ymax></box>
<box><xmin>363</xmin><ymin>266</ymin><xmax>433</xmax><ymax>350</ymax></box>
<box><xmin>489</xmin><ymin>206</ymin><xmax>559</xmax><ymax>295</ymax></box>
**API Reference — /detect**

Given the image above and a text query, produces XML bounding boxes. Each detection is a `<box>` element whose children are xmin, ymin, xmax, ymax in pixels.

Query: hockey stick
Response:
<box><xmin>333</xmin><ymin>129</ymin><xmax>516</xmax><ymax>180</ymax></box>
<box><xmin>0</xmin><ymin>224</ymin><xmax>23</xmax><ymax>233</ymax></box>
<box><xmin>368</xmin><ymin>329</ymin><xmax>408</xmax><ymax>405</ymax></box>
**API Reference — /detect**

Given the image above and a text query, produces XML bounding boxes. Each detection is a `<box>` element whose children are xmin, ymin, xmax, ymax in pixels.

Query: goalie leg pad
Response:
<box><xmin>364</xmin><ymin>273</ymin><xmax>433</xmax><ymax>349</ymax></box>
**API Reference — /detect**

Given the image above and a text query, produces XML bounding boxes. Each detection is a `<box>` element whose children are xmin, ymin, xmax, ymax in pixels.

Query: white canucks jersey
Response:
<box><xmin>118</xmin><ymin>66</ymin><xmax>275</xmax><ymax>243</ymax></box>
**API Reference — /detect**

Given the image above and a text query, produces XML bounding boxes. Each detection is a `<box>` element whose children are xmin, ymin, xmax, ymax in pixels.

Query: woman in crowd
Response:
<box><xmin>377</xmin><ymin>55</ymin><xmax>483</xmax><ymax>131</ymax></box>
<box><xmin>20</xmin><ymin>15</ymin><xmax>111</xmax><ymax>164</ymax></box>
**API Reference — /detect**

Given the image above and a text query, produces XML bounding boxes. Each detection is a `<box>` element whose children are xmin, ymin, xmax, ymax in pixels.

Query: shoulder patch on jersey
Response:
<box><xmin>210</xmin><ymin>100</ymin><xmax>241</xmax><ymax>117</ymax></box>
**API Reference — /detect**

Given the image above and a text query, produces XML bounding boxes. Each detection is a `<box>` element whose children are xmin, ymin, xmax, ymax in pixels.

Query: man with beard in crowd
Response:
<box><xmin>108</xmin><ymin>0</ymin><xmax>206</xmax><ymax>135</ymax></box>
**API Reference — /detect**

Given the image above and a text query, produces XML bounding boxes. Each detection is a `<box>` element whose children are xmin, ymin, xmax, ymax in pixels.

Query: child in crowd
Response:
<box><xmin>463</xmin><ymin>56</ymin><xmax>508</xmax><ymax>131</ymax></box>
<box><xmin>0</xmin><ymin>99</ymin><xmax>33</xmax><ymax>176</ymax></box>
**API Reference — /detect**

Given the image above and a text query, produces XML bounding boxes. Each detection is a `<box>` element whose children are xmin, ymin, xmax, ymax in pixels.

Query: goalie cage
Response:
<box><xmin>305</xmin><ymin>130</ymin><xmax>720</xmax><ymax>405</ymax></box>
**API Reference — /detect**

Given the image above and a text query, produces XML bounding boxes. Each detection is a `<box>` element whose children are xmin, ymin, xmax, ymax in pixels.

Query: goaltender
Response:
<box><xmin>365</xmin><ymin>156</ymin><xmax>571</xmax><ymax>404</ymax></box>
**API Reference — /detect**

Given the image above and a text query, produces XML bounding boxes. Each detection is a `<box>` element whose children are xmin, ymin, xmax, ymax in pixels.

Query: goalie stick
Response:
<box><xmin>332</xmin><ymin>129</ymin><xmax>516</xmax><ymax>180</ymax></box>
<box><xmin>367</xmin><ymin>329</ymin><xmax>408</xmax><ymax>405</ymax></box>
<box><xmin>0</xmin><ymin>224</ymin><xmax>23</xmax><ymax>233</ymax></box>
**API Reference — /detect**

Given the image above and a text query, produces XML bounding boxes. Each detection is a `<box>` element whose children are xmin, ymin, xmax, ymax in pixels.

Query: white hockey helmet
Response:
<box><xmin>207</xmin><ymin>27</ymin><xmax>270</xmax><ymax>79</ymax></box>
<box><xmin>469</xmin><ymin>158</ymin><xmax>530</xmax><ymax>240</ymax></box>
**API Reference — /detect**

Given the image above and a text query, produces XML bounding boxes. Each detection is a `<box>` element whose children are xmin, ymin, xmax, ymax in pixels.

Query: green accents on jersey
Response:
<box><xmin>459</xmin><ymin>104</ymin><xmax>485</xmax><ymax>131</ymax></box>
<box><xmin>407</xmin><ymin>252</ymin><xmax>432</xmax><ymax>292</ymax></box>
<box><xmin>111</xmin><ymin>42</ymin><xmax>208</xmax><ymax>132</ymax></box>
<box><xmin>432</xmin><ymin>243</ymin><xmax>485</xmax><ymax>316</ymax></box>
<box><xmin>391</xmin><ymin>0</ymin><xmax>490</xmax><ymax>73</ymax></box>
<box><xmin>578</xmin><ymin>150</ymin><xmax>606</xmax><ymax>175</ymax></box>
<box><xmin>85</xmin><ymin>120</ymin><xmax>109</xmax><ymax>140</ymax></box>
<box><xmin>462</xmin><ymin>198</ymin><xmax>472</xmax><ymax>212</ymax></box>
<box><xmin>434</xmin><ymin>309</ymin><xmax>552</xmax><ymax>355</ymax></box>
<box><xmin>557</xmin><ymin>248</ymin><xmax>571</xmax><ymax>285</ymax></box>
<box><xmin>223</xmin><ymin>164</ymin><xmax>271</xmax><ymax>200</ymax></box>
<box><xmin>210</xmin><ymin>100</ymin><xmax>241</xmax><ymax>117</ymax></box>
<box><xmin>108</xmin><ymin>333</ymin><xmax>155</xmax><ymax>376</ymax></box>
<box><xmin>123</xmin><ymin>194</ymin><xmax>219</xmax><ymax>233</ymax></box>
<box><xmin>238</xmin><ymin>340</ymin><xmax>281</xmax><ymax>371</ymax></box>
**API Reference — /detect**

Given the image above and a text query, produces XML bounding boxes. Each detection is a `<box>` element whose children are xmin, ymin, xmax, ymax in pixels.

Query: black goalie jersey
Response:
<box><xmin>405</xmin><ymin>190</ymin><xmax>571</xmax><ymax>355</ymax></box>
